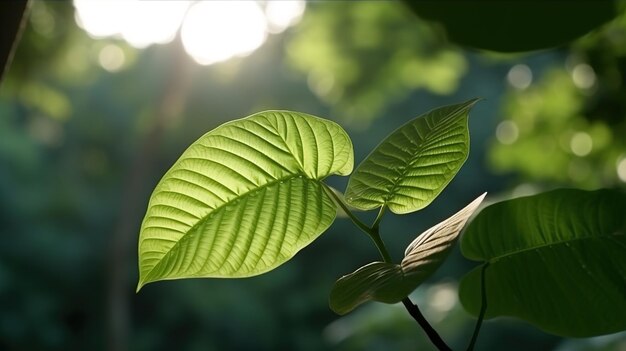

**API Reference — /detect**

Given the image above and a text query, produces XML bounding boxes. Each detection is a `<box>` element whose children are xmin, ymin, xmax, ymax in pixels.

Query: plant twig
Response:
<box><xmin>0</xmin><ymin>0</ymin><xmax>30</xmax><ymax>84</ymax></box>
<box><xmin>372</xmin><ymin>205</ymin><xmax>386</xmax><ymax>230</ymax></box>
<box><xmin>323</xmin><ymin>185</ymin><xmax>393</xmax><ymax>262</ymax></box>
<box><xmin>402</xmin><ymin>298</ymin><xmax>453</xmax><ymax>351</ymax></box>
<box><xmin>467</xmin><ymin>262</ymin><xmax>489</xmax><ymax>351</ymax></box>
<box><xmin>322</xmin><ymin>184</ymin><xmax>372</xmax><ymax>235</ymax></box>
<box><xmin>324</xmin><ymin>185</ymin><xmax>452</xmax><ymax>350</ymax></box>
<box><xmin>368</xmin><ymin>230</ymin><xmax>393</xmax><ymax>263</ymax></box>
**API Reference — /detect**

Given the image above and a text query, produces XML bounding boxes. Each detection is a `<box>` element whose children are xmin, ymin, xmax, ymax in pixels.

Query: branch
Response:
<box><xmin>327</xmin><ymin>189</ymin><xmax>452</xmax><ymax>350</ymax></box>
<box><xmin>0</xmin><ymin>0</ymin><xmax>30</xmax><ymax>84</ymax></box>
<box><xmin>402</xmin><ymin>298</ymin><xmax>453</xmax><ymax>351</ymax></box>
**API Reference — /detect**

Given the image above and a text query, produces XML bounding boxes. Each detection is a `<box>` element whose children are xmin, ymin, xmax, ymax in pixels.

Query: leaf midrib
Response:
<box><xmin>141</xmin><ymin>173</ymin><xmax>310</xmax><ymax>283</ymax></box>
<box><xmin>479</xmin><ymin>231</ymin><xmax>626</xmax><ymax>263</ymax></box>
<box><xmin>383</xmin><ymin>104</ymin><xmax>469</xmax><ymax>203</ymax></box>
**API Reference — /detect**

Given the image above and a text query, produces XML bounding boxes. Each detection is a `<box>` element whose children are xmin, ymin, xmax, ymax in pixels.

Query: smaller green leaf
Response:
<box><xmin>329</xmin><ymin>193</ymin><xmax>486</xmax><ymax>314</ymax></box>
<box><xmin>345</xmin><ymin>99</ymin><xmax>479</xmax><ymax>214</ymax></box>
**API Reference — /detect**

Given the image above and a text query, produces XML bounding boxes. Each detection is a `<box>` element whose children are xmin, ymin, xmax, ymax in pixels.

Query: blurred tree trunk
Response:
<box><xmin>108</xmin><ymin>39</ymin><xmax>192</xmax><ymax>351</ymax></box>
<box><xmin>0</xmin><ymin>0</ymin><xmax>30</xmax><ymax>84</ymax></box>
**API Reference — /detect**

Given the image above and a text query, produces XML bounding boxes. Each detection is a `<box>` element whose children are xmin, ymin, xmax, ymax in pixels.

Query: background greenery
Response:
<box><xmin>1</xmin><ymin>1</ymin><xmax>625</xmax><ymax>350</ymax></box>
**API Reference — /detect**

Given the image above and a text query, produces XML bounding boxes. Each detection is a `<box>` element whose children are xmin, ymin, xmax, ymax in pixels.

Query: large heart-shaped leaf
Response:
<box><xmin>345</xmin><ymin>99</ymin><xmax>478</xmax><ymax>214</ymax></box>
<box><xmin>459</xmin><ymin>189</ymin><xmax>626</xmax><ymax>337</ymax></box>
<box><xmin>137</xmin><ymin>111</ymin><xmax>353</xmax><ymax>291</ymax></box>
<box><xmin>329</xmin><ymin>193</ymin><xmax>486</xmax><ymax>314</ymax></box>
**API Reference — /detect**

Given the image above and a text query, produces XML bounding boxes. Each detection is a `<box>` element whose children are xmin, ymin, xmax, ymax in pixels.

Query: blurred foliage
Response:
<box><xmin>1</xmin><ymin>0</ymin><xmax>625</xmax><ymax>350</ymax></box>
<box><xmin>286</xmin><ymin>1</ymin><xmax>467</xmax><ymax>126</ymax></box>
<box><xmin>489</xmin><ymin>7</ymin><xmax>626</xmax><ymax>189</ymax></box>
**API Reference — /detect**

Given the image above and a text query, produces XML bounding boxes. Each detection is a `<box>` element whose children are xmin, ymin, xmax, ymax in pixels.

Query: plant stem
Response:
<box><xmin>369</xmin><ymin>206</ymin><xmax>393</xmax><ymax>263</ymax></box>
<box><xmin>322</xmin><ymin>184</ymin><xmax>372</xmax><ymax>235</ymax></box>
<box><xmin>372</xmin><ymin>205</ymin><xmax>386</xmax><ymax>230</ymax></box>
<box><xmin>368</xmin><ymin>212</ymin><xmax>452</xmax><ymax>351</ymax></box>
<box><xmin>323</xmin><ymin>184</ymin><xmax>452</xmax><ymax>351</ymax></box>
<box><xmin>369</xmin><ymin>229</ymin><xmax>393</xmax><ymax>263</ymax></box>
<box><xmin>466</xmin><ymin>262</ymin><xmax>489</xmax><ymax>351</ymax></box>
<box><xmin>402</xmin><ymin>298</ymin><xmax>453</xmax><ymax>351</ymax></box>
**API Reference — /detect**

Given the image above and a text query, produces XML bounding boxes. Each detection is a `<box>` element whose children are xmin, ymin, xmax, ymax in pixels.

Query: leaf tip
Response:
<box><xmin>476</xmin><ymin>191</ymin><xmax>488</xmax><ymax>203</ymax></box>
<box><xmin>136</xmin><ymin>280</ymin><xmax>146</xmax><ymax>293</ymax></box>
<box><xmin>467</xmin><ymin>97</ymin><xmax>484</xmax><ymax>106</ymax></box>
<box><xmin>328</xmin><ymin>301</ymin><xmax>348</xmax><ymax>316</ymax></box>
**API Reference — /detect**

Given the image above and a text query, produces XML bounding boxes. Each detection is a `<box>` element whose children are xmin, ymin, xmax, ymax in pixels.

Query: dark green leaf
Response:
<box><xmin>403</xmin><ymin>2</ymin><xmax>616</xmax><ymax>52</ymax></box>
<box><xmin>459</xmin><ymin>189</ymin><xmax>626</xmax><ymax>337</ymax></box>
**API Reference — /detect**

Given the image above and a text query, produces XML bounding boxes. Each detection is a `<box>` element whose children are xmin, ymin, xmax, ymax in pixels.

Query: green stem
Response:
<box><xmin>369</xmin><ymin>229</ymin><xmax>392</xmax><ymax>263</ymax></box>
<box><xmin>369</xmin><ymin>206</ymin><xmax>393</xmax><ymax>263</ymax></box>
<box><xmin>322</xmin><ymin>184</ymin><xmax>371</xmax><ymax>235</ymax></box>
<box><xmin>372</xmin><ymin>205</ymin><xmax>386</xmax><ymax>230</ymax></box>
<box><xmin>323</xmin><ymin>184</ymin><xmax>451</xmax><ymax>351</ymax></box>
<box><xmin>467</xmin><ymin>262</ymin><xmax>489</xmax><ymax>351</ymax></box>
<box><xmin>323</xmin><ymin>185</ymin><xmax>392</xmax><ymax>262</ymax></box>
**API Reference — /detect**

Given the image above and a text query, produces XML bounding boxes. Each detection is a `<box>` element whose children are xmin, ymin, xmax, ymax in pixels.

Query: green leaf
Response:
<box><xmin>459</xmin><ymin>189</ymin><xmax>626</xmax><ymax>337</ymax></box>
<box><xmin>137</xmin><ymin>111</ymin><xmax>353</xmax><ymax>291</ymax></box>
<box><xmin>329</xmin><ymin>193</ymin><xmax>486</xmax><ymax>314</ymax></box>
<box><xmin>403</xmin><ymin>1</ymin><xmax>616</xmax><ymax>53</ymax></box>
<box><xmin>345</xmin><ymin>99</ymin><xmax>479</xmax><ymax>214</ymax></box>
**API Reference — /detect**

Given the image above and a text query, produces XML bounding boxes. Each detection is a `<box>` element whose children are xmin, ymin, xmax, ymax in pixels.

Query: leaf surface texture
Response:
<box><xmin>459</xmin><ymin>189</ymin><xmax>626</xmax><ymax>337</ymax></box>
<box><xmin>345</xmin><ymin>99</ymin><xmax>478</xmax><ymax>214</ymax></box>
<box><xmin>137</xmin><ymin>111</ymin><xmax>353</xmax><ymax>290</ymax></box>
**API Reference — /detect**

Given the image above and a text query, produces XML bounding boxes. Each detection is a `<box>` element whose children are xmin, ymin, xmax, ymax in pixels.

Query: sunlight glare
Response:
<box><xmin>120</xmin><ymin>1</ymin><xmax>190</xmax><ymax>48</ymax></box>
<box><xmin>181</xmin><ymin>2</ymin><xmax>267</xmax><ymax>66</ymax></box>
<box><xmin>74</xmin><ymin>0</ymin><xmax>124</xmax><ymax>37</ymax></box>
<box><xmin>265</xmin><ymin>0</ymin><xmax>306</xmax><ymax>33</ymax></box>
<box><xmin>74</xmin><ymin>0</ymin><xmax>190</xmax><ymax>48</ymax></box>
<box><xmin>74</xmin><ymin>1</ymin><xmax>306</xmax><ymax>66</ymax></box>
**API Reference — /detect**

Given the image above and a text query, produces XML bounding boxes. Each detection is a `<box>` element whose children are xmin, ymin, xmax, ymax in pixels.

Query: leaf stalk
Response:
<box><xmin>325</xmin><ymin>183</ymin><xmax>452</xmax><ymax>351</ymax></box>
<box><xmin>467</xmin><ymin>262</ymin><xmax>489</xmax><ymax>351</ymax></box>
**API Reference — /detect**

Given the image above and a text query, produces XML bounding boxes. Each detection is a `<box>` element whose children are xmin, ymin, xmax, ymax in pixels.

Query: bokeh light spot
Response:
<box><xmin>572</xmin><ymin>63</ymin><xmax>596</xmax><ymax>89</ymax></box>
<box><xmin>495</xmin><ymin>120</ymin><xmax>519</xmax><ymax>144</ymax></box>
<box><xmin>98</xmin><ymin>44</ymin><xmax>125</xmax><ymax>72</ymax></box>
<box><xmin>429</xmin><ymin>283</ymin><xmax>457</xmax><ymax>313</ymax></box>
<box><xmin>307</xmin><ymin>70</ymin><xmax>336</xmax><ymax>98</ymax></box>
<box><xmin>507</xmin><ymin>64</ymin><xmax>532</xmax><ymax>90</ymax></box>
<box><xmin>570</xmin><ymin>132</ymin><xmax>593</xmax><ymax>156</ymax></box>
